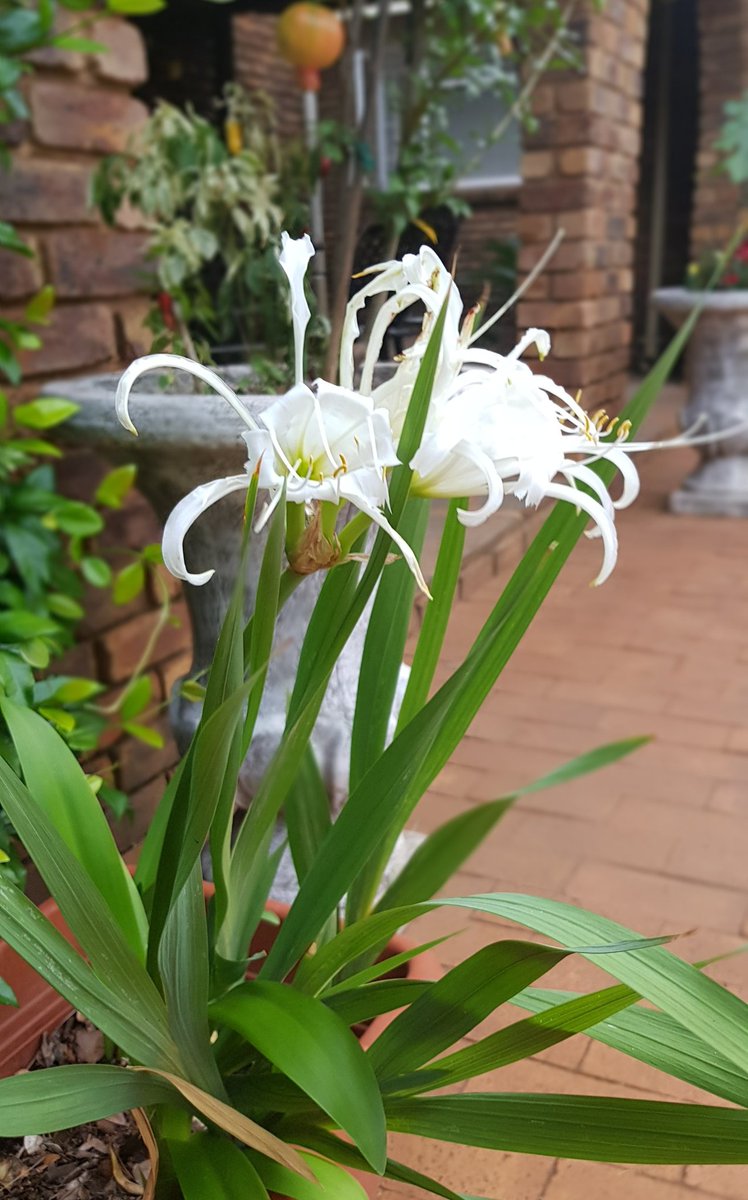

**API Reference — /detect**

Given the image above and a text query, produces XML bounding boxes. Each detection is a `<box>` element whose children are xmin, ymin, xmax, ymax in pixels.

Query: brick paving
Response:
<box><xmin>380</xmin><ymin>417</ymin><xmax>748</xmax><ymax>1197</ymax></box>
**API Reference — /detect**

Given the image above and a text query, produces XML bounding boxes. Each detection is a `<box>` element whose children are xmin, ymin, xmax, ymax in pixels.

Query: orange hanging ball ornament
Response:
<box><xmin>277</xmin><ymin>3</ymin><xmax>346</xmax><ymax>72</ymax></box>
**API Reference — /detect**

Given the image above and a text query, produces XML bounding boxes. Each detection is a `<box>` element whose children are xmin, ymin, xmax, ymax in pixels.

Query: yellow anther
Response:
<box><xmin>605</xmin><ymin>417</ymin><xmax>619</xmax><ymax>437</ymax></box>
<box><xmin>617</xmin><ymin>420</ymin><xmax>632</xmax><ymax>441</ymax></box>
<box><xmin>333</xmin><ymin>453</ymin><xmax>348</xmax><ymax>478</ymax></box>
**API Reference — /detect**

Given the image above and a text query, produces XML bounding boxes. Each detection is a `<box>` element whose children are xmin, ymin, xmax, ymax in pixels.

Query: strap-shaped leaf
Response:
<box><xmin>349</xmin><ymin>497</ymin><xmax>430</xmax><ymax>797</ymax></box>
<box><xmin>141</xmin><ymin>1068</ymin><xmax>313</xmax><ymax>1178</ymax></box>
<box><xmin>170</xmin><ymin>1133</ymin><xmax>269</xmax><ymax>1199</ymax></box>
<box><xmin>515</xmin><ymin>987</ymin><xmax>748</xmax><ymax>1109</ymax></box>
<box><xmin>159</xmin><ymin>862</ymin><xmax>225</xmax><ymax>1096</ymax></box>
<box><xmin>248</xmin><ymin>1147</ymin><xmax>369</xmax><ymax>1200</ymax></box>
<box><xmin>297</xmin><ymin>1128</ymin><xmax>467</xmax><ymax>1200</ymax></box>
<box><xmin>323</xmin><ymin>979</ymin><xmax>431</xmax><ymax>1026</ymax></box>
<box><xmin>0</xmin><ymin>697</ymin><xmax>147</xmax><ymax>958</ymax></box>
<box><xmin>0</xmin><ymin>1065</ymin><xmax>175</xmax><ymax>1136</ymax></box>
<box><xmin>0</xmin><ymin>760</ymin><xmax>179</xmax><ymax>1071</ymax></box>
<box><xmin>211</xmin><ymin>980</ymin><xmax>387</xmax><ymax>1173</ymax></box>
<box><xmin>443</xmin><ymin>894</ymin><xmax>748</xmax><ymax>1082</ymax></box>
<box><xmin>367</xmin><ymin>940</ymin><xmax>568</xmax><ymax>1079</ymax></box>
<box><xmin>386</xmin><ymin>1093</ymin><xmax>748</xmax><ymax>1163</ymax></box>
<box><xmin>377</xmin><ymin>736</ymin><xmax>647</xmax><ymax>914</ymax></box>
<box><xmin>292</xmin><ymin>902</ymin><xmax>432</xmax><ymax>995</ymax></box>
<box><xmin>0</xmin><ymin>875</ymin><xmax>178</xmax><ymax>1068</ymax></box>
<box><xmin>394</xmin><ymin>982</ymin><xmax>638</xmax><ymax>1095</ymax></box>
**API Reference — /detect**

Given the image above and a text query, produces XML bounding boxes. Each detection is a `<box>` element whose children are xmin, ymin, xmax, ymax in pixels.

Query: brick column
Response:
<box><xmin>232</xmin><ymin>13</ymin><xmax>303</xmax><ymax>140</ymax></box>
<box><xmin>0</xmin><ymin>19</ymin><xmax>192</xmax><ymax>854</ymax></box>
<box><xmin>516</xmin><ymin>0</ymin><xmax>649</xmax><ymax>410</ymax></box>
<box><xmin>690</xmin><ymin>0</ymin><xmax>748</xmax><ymax>257</ymax></box>
<box><xmin>0</xmin><ymin>16</ymin><xmax>153</xmax><ymax>379</ymax></box>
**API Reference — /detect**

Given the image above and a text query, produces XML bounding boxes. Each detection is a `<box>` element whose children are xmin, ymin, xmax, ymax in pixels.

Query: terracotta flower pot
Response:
<box><xmin>0</xmin><ymin>886</ymin><xmax>439</xmax><ymax>1198</ymax></box>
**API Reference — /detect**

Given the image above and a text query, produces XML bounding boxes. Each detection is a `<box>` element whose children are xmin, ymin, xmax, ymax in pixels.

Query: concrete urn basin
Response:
<box><xmin>654</xmin><ymin>287</ymin><xmax>748</xmax><ymax>516</ymax></box>
<box><xmin>48</xmin><ymin>367</ymin><xmax>415</xmax><ymax>896</ymax></box>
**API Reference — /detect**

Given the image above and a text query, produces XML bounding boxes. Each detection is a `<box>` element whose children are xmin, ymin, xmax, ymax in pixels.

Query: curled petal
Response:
<box><xmin>604</xmin><ymin>447</ymin><xmax>641</xmax><ymax>510</ymax></box>
<box><xmin>509</xmin><ymin>328</ymin><xmax>551</xmax><ymax>361</ymax></box>
<box><xmin>115</xmin><ymin>353</ymin><xmax>257</xmax><ymax>436</ymax></box>
<box><xmin>162</xmin><ymin>474</ymin><xmax>249</xmax><ymax>586</ymax></box>
<box><xmin>455</xmin><ymin>442</ymin><xmax>505</xmax><ymax>527</ymax></box>
<box><xmin>543</xmin><ymin>480</ymin><xmax>618</xmax><ymax>586</ymax></box>
<box><xmin>563</xmin><ymin>463</ymin><xmax>615</xmax><ymax>520</ymax></box>
<box><xmin>279</xmin><ymin>232</ymin><xmax>315</xmax><ymax>386</ymax></box>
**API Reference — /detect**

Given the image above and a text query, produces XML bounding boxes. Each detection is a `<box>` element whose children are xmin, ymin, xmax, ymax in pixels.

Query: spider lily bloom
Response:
<box><xmin>114</xmin><ymin>235</ymin><xmax>428</xmax><ymax>593</ymax></box>
<box><xmin>408</xmin><ymin>364</ymin><xmax>638</xmax><ymax>586</ymax></box>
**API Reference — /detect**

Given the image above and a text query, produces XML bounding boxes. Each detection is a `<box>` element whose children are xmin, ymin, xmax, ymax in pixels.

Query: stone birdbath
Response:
<box><xmin>49</xmin><ymin>367</ymin><xmax>415</xmax><ymax>897</ymax></box>
<box><xmin>654</xmin><ymin>288</ymin><xmax>748</xmax><ymax>515</ymax></box>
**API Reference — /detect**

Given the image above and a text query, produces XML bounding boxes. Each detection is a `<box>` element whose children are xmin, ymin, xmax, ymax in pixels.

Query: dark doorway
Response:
<box><xmin>132</xmin><ymin>2</ymin><xmax>236</xmax><ymax>118</ymax></box>
<box><xmin>632</xmin><ymin>0</ymin><xmax>699</xmax><ymax>368</ymax></box>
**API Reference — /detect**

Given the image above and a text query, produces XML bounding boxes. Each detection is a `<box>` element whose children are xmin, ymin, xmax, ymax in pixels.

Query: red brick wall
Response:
<box><xmin>232</xmin><ymin>12</ymin><xmax>304</xmax><ymax>141</ymax></box>
<box><xmin>516</xmin><ymin>0</ymin><xmax>649</xmax><ymax>410</ymax></box>
<box><xmin>0</xmin><ymin>17</ymin><xmax>190</xmax><ymax>851</ymax></box>
<box><xmin>690</xmin><ymin>0</ymin><xmax>748</xmax><ymax>258</ymax></box>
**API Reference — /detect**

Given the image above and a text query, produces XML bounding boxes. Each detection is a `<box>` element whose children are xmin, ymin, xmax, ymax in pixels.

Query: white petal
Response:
<box><xmin>454</xmin><ymin>442</ymin><xmax>505</xmax><ymax>526</ymax></box>
<box><xmin>242</xmin><ymin>429</ymin><xmax>284</xmax><ymax>490</ymax></box>
<box><xmin>604</xmin><ymin>447</ymin><xmax>641</xmax><ymax>510</ymax></box>
<box><xmin>279</xmin><ymin>231</ymin><xmax>315</xmax><ymax>385</ymax></box>
<box><xmin>162</xmin><ymin>474</ymin><xmax>249</xmax><ymax>586</ymax></box>
<box><xmin>339</xmin><ymin>475</ymin><xmax>431</xmax><ymax>598</ymax></box>
<box><xmin>508</xmin><ymin>328</ymin><xmax>551</xmax><ymax>361</ymax></box>
<box><xmin>543</xmin><ymin>480</ymin><xmax>618</xmax><ymax>586</ymax></box>
<box><xmin>115</xmin><ymin>353</ymin><xmax>257</xmax><ymax>436</ymax></box>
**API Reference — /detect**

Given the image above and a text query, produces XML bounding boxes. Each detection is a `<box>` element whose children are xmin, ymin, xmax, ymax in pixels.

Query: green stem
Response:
<box><xmin>285</xmin><ymin>501</ymin><xmax>306</xmax><ymax>559</ymax></box>
<box><xmin>338</xmin><ymin>511</ymin><xmax>372</xmax><ymax>557</ymax></box>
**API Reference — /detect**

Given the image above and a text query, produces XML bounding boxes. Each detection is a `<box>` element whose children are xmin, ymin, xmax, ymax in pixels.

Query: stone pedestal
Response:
<box><xmin>654</xmin><ymin>288</ymin><xmax>748</xmax><ymax>516</ymax></box>
<box><xmin>49</xmin><ymin>367</ymin><xmax>416</xmax><ymax>898</ymax></box>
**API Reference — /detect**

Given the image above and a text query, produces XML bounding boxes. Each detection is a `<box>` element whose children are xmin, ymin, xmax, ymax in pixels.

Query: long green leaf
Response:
<box><xmin>395</xmin><ymin>982</ymin><xmax>639</xmax><ymax>1095</ymax></box>
<box><xmin>159</xmin><ymin>862</ymin><xmax>225</xmax><ymax>1096</ymax></box>
<box><xmin>325</xmin><ymin>935</ymin><xmax>452</xmax><ymax>995</ymax></box>
<box><xmin>148</xmin><ymin>677</ymin><xmax>254</xmax><ymax>974</ymax></box>
<box><xmin>297</xmin><ymin>1129</ymin><xmax>468</xmax><ymax>1200</ymax></box>
<box><xmin>248</xmin><ymin>1148</ymin><xmax>369</xmax><ymax>1200</ymax></box>
<box><xmin>515</xmin><ymin>987</ymin><xmax>748</xmax><ymax>1109</ymax></box>
<box><xmin>0</xmin><ymin>875</ymin><xmax>179</xmax><ymax>1068</ymax></box>
<box><xmin>0</xmin><ymin>758</ymin><xmax>180</xmax><ymax>1071</ymax></box>
<box><xmin>323</xmin><ymin>978</ymin><xmax>432</xmax><ymax>1026</ymax></box>
<box><xmin>206</xmin><ymin>473</ymin><xmax>258</xmax><ymax>935</ymax></box>
<box><xmin>0</xmin><ymin>1064</ymin><xmax>176</xmax><ymax>1136</ymax></box>
<box><xmin>170</xmin><ymin>1133</ymin><xmax>269</xmax><ymax>1199</ymax></box>
<box><xmin>444</xmin><ymin>894</ymin><xmax>748</xmax><ymax>1082</ymax></box>
<box><xmin>291</xmin><ymin>903</ymin><xmax>434</xmax><ymax>995</ymax></box>
<box><xmin>349</xmin><ymin>497</ymin><xmax>430</xmax><ymax>796</ymax></box>
<box><xmin>386</xmin><ymin>1093</ymin><xmax>748</xmax><ymax>1163</ymax></box>
<box><xmin>377</xmin><ymin>797</ymin><xmax>514</xmax><ymax>914</ymax></box>
<box><xmin>211</xmin><ymin>980</ymin><xmax>387</xmax><ymax>1173</ymax></box>
<box><xmin>396</xmin><ymin>496</ymin><xmax>466</xmax><ymax>732</ymax></box>
<box><xmin>377</xmin><ymin>737</ymin><xmax>648</xmax><ymax>912</ymax></box>
<box><xmin>0</xmin><ymin>697</ymin><xmax>147</xmax><ymax>958</ymax></box>
<box><xmin>285</xmin><ymin>743</ymin><xmax>333</xmax><ymax>887</ymax></box>
<box><xmin>242</xmin><ymin>480</ymin><xmax>285</xmax><ymax>755</ymax></box>
<box><xmin>367</xmin><ymin>940</ymin><xmax>568</xmax><ymax>1079</ymax></box>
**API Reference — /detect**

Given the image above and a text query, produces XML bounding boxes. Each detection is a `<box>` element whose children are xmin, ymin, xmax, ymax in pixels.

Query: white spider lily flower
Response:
<box><xmin>408</xmin><ymin>358</ymin><xmax>641</xmax><ymax>587</ymax></box>
<box><xmin>114</xmin><ymin>236</ymin><xmax>430</xmax><ymax>594</ymax></box>
<box><xmin>242</xmin><ymin>380</ymin><xmax>429</xmax><ymax>593</ymax></box>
